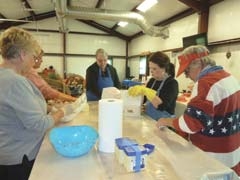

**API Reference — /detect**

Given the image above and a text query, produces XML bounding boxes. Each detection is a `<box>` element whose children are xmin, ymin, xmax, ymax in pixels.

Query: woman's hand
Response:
<box><xmin>156</xmin><ymin>117</ymin><xmax>175</xmax><ymax>129</ymax></box>
<box><xmin>151</xmin><ymin>96</ymin><xmax>162</xmax><ymax>108</ymax></box>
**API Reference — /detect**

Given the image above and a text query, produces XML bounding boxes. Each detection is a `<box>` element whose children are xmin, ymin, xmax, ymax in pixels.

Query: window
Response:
<box><xmin>107</xmin><ymin>57</ymin><xmax>113</xmax><ymax>65</ymax></box>
<box><xmin>139</xmin><ymin>56</ymin><xmax>147</xmax><ymax>75</ymax></box>
<box><xmin>182</xmin><ymin>33</ymin><xmax>208</xmax><ymax>48</ymax></box>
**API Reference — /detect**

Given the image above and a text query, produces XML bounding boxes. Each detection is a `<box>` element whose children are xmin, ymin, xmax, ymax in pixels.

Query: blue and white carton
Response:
<box><xmin>115</xmin><ymin>137</ymin><xmax>138</xmax><ymax>164</ymax></box>
<box><xmin>123</xmin><ymin>145</ymin><xmax>148</xmax><ymax>172</ymax></box>
<box><xmin>115</xmin><ymin>137</ymin><xmax>154</xmax><ymax>172</ymax></box>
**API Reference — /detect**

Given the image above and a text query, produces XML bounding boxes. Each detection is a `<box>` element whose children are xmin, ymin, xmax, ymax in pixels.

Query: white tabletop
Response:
<box><xmin>29</xmin><ymin>102</ymin><xmax>239</xmax><ymax>180</ymax></box>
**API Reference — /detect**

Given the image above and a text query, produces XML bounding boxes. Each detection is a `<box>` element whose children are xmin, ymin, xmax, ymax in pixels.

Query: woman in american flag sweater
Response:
<box><xmin>157</xmin><ymin>45</ymin><xmax>240</xmax><ymax>176</ymax></box>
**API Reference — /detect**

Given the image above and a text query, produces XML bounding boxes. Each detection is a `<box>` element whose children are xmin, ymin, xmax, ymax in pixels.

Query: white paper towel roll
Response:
<box><xmin>98</xmin><ymin>98</ymin><xmax>123</xmax><ymax>153</ymax></box>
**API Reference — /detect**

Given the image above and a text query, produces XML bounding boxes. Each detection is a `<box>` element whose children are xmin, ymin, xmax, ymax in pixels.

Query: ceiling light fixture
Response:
<box><xmin>136</xmin><ymin>0</ymin><xmax>158</xmax><ymax>12</ymax></box>
<box><xmin>118</xmin><ymin>21</ymin><xmax>128</xmax><ymax>27</ymax></box>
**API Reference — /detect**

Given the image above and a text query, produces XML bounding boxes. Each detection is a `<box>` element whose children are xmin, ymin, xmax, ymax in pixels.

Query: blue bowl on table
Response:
<box><xmin>49</xmin><ymin>125</ymin><xmax>98</xmax><ymax>158</ymax></box>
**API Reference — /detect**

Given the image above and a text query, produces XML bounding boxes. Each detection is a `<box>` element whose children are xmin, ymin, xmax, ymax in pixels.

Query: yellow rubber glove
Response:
<box><xmin>128</xmin><ymin>85</ymin><xmax>156</xmax><ymax>101</ymax></box>
<box><xmin>142</xmin><ymin>87</ymin><xmax>156</xmax><ymax>102</ymax></box>
<box><xmin>128</xmin><ymin>85</ymin><xmax>144</xmax><ymax>96</ymax></box>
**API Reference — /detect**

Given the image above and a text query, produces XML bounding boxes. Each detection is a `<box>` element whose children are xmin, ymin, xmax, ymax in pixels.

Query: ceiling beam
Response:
<box><xmin>0</xmin><ymin>13</ymin><xmax>7</xmax><ymax>19</ymax></box>
<box><xmin>0</xmin><ymin>11</ymin><xmax>56</xmax><ymax>30</ymax></box>
<box><xmin>95</xmin><ymin>0</ymin><xmax>104</xmax><ymax>8</ymax></box>
<box><xmin>198</xmin><ymin>8</ymin><xmax>209</xmax><ymax>33</ymax></box>
<box><xmin>111</xmin><ymin>24</ymin><xmax>119</xmax><ymax>31</ymax></box>
<box><xmin>79</xmin><ymin>20</ymin><xmax>130</xmax><ymax>41</ymax></box>
<box><xmin>177</xmin><ymin>0</ymin><xmax>208</xmax><ymax>12</ymax></box>
<box><xmin>34</xmin><ymin>11</ymin><xmax>56</xmax><ymax>21</ymax></box>
<box><xmin>209</xmin><ymin>0</ymin><xmax>224</xmax><ymax>5</ymax></box>
<box><xmin>198</xmin><ymin>0</ymin><xmax>209</xmax><ymax>33</ymax></box>
<box><xmin>21</xmin><ymin>0</ymin><xmax>36</xmax><ymax>19</ymax></box>
<box><xmin>178</xmin><ymin>0</ymin><xmax>211</xmax><ymax>33</ymax></box>
<box><xmin>178</xmin><ymin>0</ymin><xmax>224</xmax><ymax>11</ymax></box>
<box><xmin>23</xmin><ymin>27</ymin><xmax>117</xmax><ymax>37</ymax></box>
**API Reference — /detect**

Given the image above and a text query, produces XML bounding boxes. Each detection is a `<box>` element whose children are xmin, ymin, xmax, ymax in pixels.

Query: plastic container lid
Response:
<box><xmin>123</xmin><ymin>145</ymin><xmax>147</xmax><ymax>156</ymax></box>
<box><xmin>115</xmin><ymin>138</ymin><xmax>138</xmax><ymax>150</ymax></box>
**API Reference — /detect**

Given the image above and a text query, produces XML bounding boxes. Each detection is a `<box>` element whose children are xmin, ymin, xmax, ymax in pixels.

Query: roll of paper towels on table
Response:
<box><xmin>98</xmin><ymin>98</ymin><xmax>123</xmax><ymax>153</ymax></box>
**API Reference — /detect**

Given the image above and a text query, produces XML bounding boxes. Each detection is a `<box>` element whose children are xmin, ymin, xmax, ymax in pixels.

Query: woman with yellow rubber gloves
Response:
<box><xmin>128</xmin><ymin>51</ymin><xmax>179</xmax><ymax>120</ymax></box>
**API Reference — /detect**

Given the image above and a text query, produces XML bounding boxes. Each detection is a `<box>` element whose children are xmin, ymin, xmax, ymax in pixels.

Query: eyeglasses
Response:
<box><xmin>34</xmin><ymin>55</ymin><xmax>43</xmax><ymax>62</ymax></box>
<box><xmin>184</xmin><ymin>60</ymin><xmax>203</xmax><ymax>76</ymax></box>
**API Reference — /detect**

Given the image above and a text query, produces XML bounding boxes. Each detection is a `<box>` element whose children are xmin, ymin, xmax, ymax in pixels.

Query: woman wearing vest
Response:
<box><xmin>128</xmin><ymin>51</ymin><xmax>179</xmax><ymax>120</ymax></box>
<box><xmin>86</xmin><ymin>48</ymin><xmax>121</xmax><ymax>101</ymax></box>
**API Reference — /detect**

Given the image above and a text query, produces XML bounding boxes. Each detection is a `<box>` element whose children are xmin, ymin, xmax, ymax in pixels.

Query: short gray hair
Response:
<box><xmin>95</xmin><ymin>48</ymin><xmax>108</xmax><ymax>59</ymax></box>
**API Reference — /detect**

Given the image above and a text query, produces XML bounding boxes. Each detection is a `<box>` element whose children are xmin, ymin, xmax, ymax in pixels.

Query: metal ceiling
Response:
<box><xmin>0</xmin><ymin>0</ymin><xmax>223</xmax><ymax>41</ymax></box>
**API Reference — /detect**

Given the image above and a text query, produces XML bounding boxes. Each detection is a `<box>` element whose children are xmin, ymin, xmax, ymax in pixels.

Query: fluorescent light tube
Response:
<box><xmin>136</xmin><ymin>0</ymin><xmax>158</xmax><ymax>12</ymax></box>
<box><xmin>118</xmin><ymin>21</ymin><xmax>128</xmax><ymax>27</ymax></box>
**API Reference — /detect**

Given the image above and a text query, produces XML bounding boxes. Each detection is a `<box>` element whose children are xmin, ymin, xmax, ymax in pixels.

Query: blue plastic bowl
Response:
<box><xmin>49</xmin><ymin>125</ymin><xmax>98</xmax><ymax>158</ymax></box>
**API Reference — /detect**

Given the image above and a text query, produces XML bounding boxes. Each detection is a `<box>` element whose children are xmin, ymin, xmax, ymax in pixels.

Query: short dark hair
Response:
<box><xmin>148</xmin><ymin>51</ymin><xmax>170</xmax><ymax>72</ymax></box>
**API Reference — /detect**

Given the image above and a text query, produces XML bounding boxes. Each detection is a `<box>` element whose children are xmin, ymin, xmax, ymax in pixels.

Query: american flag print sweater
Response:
<box><xmin>173</xmin><ymin>66</ymin><xmax>240</xmax><ymax>175</ymax></box>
